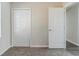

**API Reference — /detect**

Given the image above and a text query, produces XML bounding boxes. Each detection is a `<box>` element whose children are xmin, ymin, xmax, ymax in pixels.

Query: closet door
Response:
<box><xmin>48</xmin><ymin>8</ymin><xmax>66</xmax><ymax>48</ymax></box>
<box><xmin>12</xmin><ymin>8</ymin><xmax>31</xmax><ymax>47</ymax></box>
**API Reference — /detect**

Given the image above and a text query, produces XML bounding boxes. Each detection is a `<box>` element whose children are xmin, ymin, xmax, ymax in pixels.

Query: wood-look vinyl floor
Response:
<box><xmin>2</xmin><ymin>47</ymin><xmax>79</xmax><ymax>56</ymax></box>
<box><xmin>2</xmin><ymin>41</ymin><xmax>79</xmax><ymax>56</ymax></box>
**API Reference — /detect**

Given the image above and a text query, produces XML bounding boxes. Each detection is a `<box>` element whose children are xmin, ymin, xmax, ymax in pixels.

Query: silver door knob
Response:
<box><xmin>48</xmin><ymin>29</ymin><xmax>52</xmax><ymax>31</ymax></box>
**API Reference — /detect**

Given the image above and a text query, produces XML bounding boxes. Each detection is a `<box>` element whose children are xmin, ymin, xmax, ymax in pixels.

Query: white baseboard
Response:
<box><xmin>0</xmin><ymin>46</ymin><xmax>11</xmax><ymax>56</ymax></box>
<box><xmin>13</xmin><ymin>45</ymin><xmax>48</xmax><ymax>47</ymax></box>
<box><xmin>12</xmin><ymin>45</ymin><xmax>48</xmax><ymax>47</ymax></box>
<box><xmin>67</xmin><ymin>40</ymin><xmax>79</xmax><ymax>46</ymax></box>
<box><xmin>30</xmin><ymin>45</ymin><xmax>48</xmax><ymax>47</ymax></box>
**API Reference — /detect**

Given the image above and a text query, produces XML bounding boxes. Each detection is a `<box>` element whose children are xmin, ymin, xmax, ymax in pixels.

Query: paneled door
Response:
<box><xmin>12</xmin><ymin>8</ymin><xmax>31</xmax><ymax>47</ymax></box>
<box><xmin>48</xmin><ymin>8</ymin><xmax>66</xmax><ymax>48</ymax></box>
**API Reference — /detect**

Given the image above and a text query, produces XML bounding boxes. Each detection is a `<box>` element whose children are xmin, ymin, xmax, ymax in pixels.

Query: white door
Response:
<box><xmin>12</xmin><ymin>8</ymin><xmax>31</xmax><ymax>47</ymax></box>
<box><xmin>48</xmin><ymin>8</ymin><xmax>66</xmax><ymax>48</ymax></box>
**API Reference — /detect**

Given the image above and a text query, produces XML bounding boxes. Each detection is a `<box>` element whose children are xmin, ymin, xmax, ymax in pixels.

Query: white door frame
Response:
<box><xmin>64</xmin><ymin>8</ymin><xmax>66</xmax><ymax>48</ymax></box>
<box><xmin>11</xmin><ymin>8</ymin><xmax>32</xmax><ymax>47</ymax></box>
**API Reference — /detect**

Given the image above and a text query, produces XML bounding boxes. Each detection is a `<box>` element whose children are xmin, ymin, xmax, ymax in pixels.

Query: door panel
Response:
<box><xmin>49</xmin><ymin>8</ymin><xmax>65</xmax><ymax>48</ymax></box>
<box><xmin>12</xmin><ymin>9</ymin><xmax>31</xmax><ymax>47</ymax></box>
<box><xmin>48</xmin><ymin>9</ymin><xmax>55</xmax><ymax>48</ymax></box>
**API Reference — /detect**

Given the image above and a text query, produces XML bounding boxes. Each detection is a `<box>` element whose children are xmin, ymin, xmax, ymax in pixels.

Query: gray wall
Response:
<box><xmin>0</xmin><ymin>2</ymin><xmax>11</xmax><ymax>55</ymax></box>
<box><xmin>0</xmin><ymin>2</ymin><xmax>1</xmax><ymax>54</ymax></box>
<box><xmin>66</xmin><ymin>4</ymin><xmax>79</xmax><ymax>46</ymax></box>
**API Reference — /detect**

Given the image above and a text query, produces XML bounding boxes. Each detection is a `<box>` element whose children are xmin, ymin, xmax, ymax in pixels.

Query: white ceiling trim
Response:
<box><xmin>64</xmin><ymin>2</ymin><xmax>77</xmax><ymax>8</ymax></box>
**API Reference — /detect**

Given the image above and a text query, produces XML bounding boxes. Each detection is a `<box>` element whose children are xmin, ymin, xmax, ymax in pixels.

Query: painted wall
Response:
<box><xmin>0</xmin><ymin>2</ymin><xmax>2</xmax><ymax>54</ymax></box>
<box><xmin>77</xmin><ymin>4</ymin><xmax>79</xmax><ymax>46</ymax></box>
<box><xmin>0</xmin><ymin>3</ymin><xmax>1</xmax><ymax>39</ymax></box>
<box><xmin>66</xmin><ymin>4</ymin><xmax>79</xmax><ymax>46</ymax></box>
<box><xmin>11</xmin><ymin>2</ymin><xmax>63</xmax><ymax>47</ymax></box>
<box><xmin>0</xmin><ymin>2</ymin><xmax>11</xmax><ymax>55</ymax></box>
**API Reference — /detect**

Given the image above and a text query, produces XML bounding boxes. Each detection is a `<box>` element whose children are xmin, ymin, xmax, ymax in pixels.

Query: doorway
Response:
<box><xmin>66</xmin><ymin>3</ymin><xmax>79</xmax><ymax>50</ymax></box>
<box><xmin>12</xmin><ymin>8</ymin><xmax>31</xmax><ymax>47</ymax></box>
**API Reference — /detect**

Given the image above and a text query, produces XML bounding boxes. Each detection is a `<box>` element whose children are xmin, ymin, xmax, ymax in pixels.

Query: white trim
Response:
<box><xmin>11</xmin><ymin>8</ymin><xmax>31</xmax><ymax>10</ymax></box>
<box><xmin>67</xmin><ymin>40</ymin><xmax>79</xmax><ymax>46</ymax></box>
<box><xmin>12</xmin><ymin>46</ymin><xmax>30</xmax><ymax>47</ymax></box>
<box><xmin>30</xmin><ymin>45</ymin><xmax>48</xmax><ymax>47</ymax></box>
<box><xmin>64</xmin><ymin>2</ymin><xmax>77</xmax><ymax>9</ymax></box>
<box><xmin>0</xmin><ymin>46</ymin><xmax>11</xmax><ymax>56</ymax></box>
<box><xmin>64</xmin><ymin>8</ymin><xmax>67</xmax><ymax>48</ymax></box>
